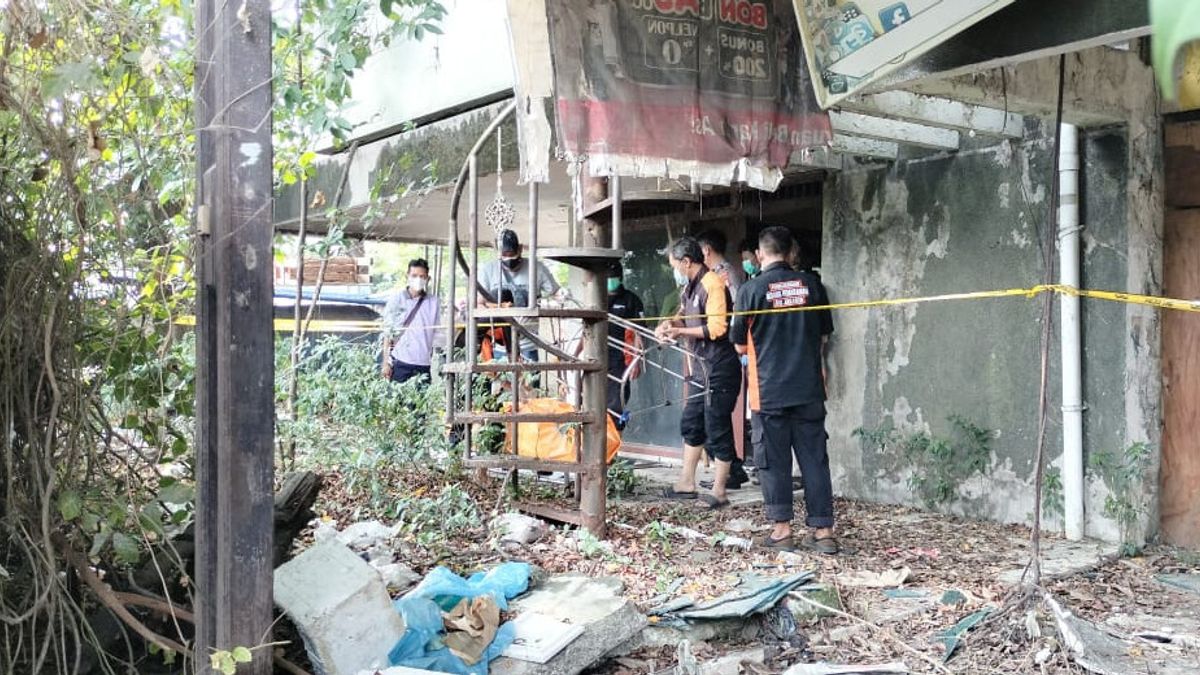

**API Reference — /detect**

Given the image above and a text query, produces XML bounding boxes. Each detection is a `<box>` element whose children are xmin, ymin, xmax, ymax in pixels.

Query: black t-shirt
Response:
<box><xmin>607</xmin><ymin>286</ymin><xmax>644</xmax><ymax>363</ymax></box>
<box><xmin>730</xmin><ymin>262</ymin><xmax>833</xmax><ymax>411</ymax></box>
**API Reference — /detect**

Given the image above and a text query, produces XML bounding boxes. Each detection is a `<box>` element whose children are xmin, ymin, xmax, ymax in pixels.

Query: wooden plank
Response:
<box><xmin>464</xmin><ymin>457</ymin><xmax>585</xmax><ymax>472</ymax></box>
<box><xmin>1161</xmin><ymin>207</ymin><xmax>1200</xmax><ymax>549</ymax></box>
<box><xmin>840</xmin><ymin>91</ymin><xmax>1025</xmax><ymax>138</ymax></box>
<box><xmin>1166</xmin><ymin>122</ymin><xmax>1200</xmax><ymax>209</ymax></box>
<box><xmin>455</xmin><ymin>412</ymin><xmax>593</xmax><ymax>425</ymax></box>
<box><xmin>193</xmin><ymin>0</ymin><xmax>275</xmax><ymax>668</ymax></box>
<box><xmin>829</xmin><ymin>111</ymin><xmax>960</xmax><ymax>150</ymax></box>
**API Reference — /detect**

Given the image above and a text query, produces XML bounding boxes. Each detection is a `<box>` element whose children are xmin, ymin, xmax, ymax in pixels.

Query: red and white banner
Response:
<box><xmin>529</xmin><ymin>0</ymin><xmax>831</xmax><ymax>190</ymax></box>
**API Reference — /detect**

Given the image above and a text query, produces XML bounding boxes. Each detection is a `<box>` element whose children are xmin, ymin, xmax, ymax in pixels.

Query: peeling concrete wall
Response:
<box><xmin>822</xmin><ymin>115</ymin><xmax>1162</xmax><ymax>543</ymax></box>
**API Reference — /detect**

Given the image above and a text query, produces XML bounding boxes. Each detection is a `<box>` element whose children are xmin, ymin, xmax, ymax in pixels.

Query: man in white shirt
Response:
<box><xmin>381</xmin><ymin>258</ymin><xmax>444</xmax><ymax>384</ymax></box>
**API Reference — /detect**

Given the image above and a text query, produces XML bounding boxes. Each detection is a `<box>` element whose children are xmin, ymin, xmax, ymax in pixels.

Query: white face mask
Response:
<box><xmin>408</xmin><ymin>276</ymin><xmax>428</xmax><ymax>292</ymax></box>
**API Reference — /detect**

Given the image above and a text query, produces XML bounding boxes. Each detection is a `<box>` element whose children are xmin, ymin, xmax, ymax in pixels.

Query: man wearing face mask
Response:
<box><xmin>382</xmin><ymin>258</ymin><xmax>445</xmax><ymax>384</ymax></box>
<box><xmin>655</xmin><ymin>236</ymin><xmax>742</xmax><ymax>509</ymax></box>
<box><xmin>740</xmin><ymin>238</ymin><xmax>761</xmax><ymax>279</ymax></box>
<box><xmin>607</xmin><ymin>266</ymin><xmax>644</xmax><ymax>430</ymax></box>
<box><xmin>477</xmin><ymin>229</ymin><xmax>561</xmax><ymax>362</ymax></box>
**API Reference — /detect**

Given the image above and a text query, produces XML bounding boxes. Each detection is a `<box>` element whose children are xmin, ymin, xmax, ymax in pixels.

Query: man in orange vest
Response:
<box><xmin>606</xmin><ymin>265</ymin><xmax>644</xmax><ymax>430</ymax></box>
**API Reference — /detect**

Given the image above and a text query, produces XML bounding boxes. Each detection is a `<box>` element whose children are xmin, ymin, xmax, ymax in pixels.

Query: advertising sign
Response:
<box><xmin>793</xmin><ymin>0</ymin><xmax>1015</xmax><ymax>108</ymax></box>
<box><xmin>540</xmin><ymin>0</ymin><xmax>832</xmax><ymax>190</ymax></box>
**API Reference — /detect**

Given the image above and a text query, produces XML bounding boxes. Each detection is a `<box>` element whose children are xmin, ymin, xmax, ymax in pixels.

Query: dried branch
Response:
<box><xmin>63</xmin><ymin>545</ymin><xmax>188</xmax><ymax>656</ymax></box>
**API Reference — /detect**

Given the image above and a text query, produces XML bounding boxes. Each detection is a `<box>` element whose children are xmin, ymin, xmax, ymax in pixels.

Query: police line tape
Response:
<box><xmin>174</xmin><ymin>285</ymin><xmax>1200</xmax><ymax>334</ymax></box>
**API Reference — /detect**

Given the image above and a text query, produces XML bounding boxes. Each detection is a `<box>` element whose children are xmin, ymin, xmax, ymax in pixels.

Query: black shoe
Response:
<box><xmin>700</xmin><ymin>474</ymin><xmax>748</xmax><ymax>491</ymax></box>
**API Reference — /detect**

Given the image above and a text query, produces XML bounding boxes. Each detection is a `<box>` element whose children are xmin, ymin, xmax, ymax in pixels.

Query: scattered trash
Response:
<box><xmin>1034</xmin><ymin>646</ymin><xmax>1053</xmax><ymax>664</ymax></box>
<box><xmin>390</xmin><ymin>595</ymin><xmax>515</xmax><ymax>674</ymax></box>
<box><xmin>939</xmin><ymin>589</ymin><xmax>968</xmax><ymax>606</ymax></box>
<box><xmin>500</xmin><ymin>613</ymin><xmax>585</xmax><ymax>664</ymax></box>
<box><xmin>372</xmin><ymin>561</ymin><xmax>422</xmax><ymax>593</ymax></box>
<box><xmin>661</xmin><ymin>572</ymin><xmax>814</xmax><ymax>621</ymax></box>
<box><xmin>882</xmin><ymin>589</ymin><xmax>927</xmax><ymax>599</ymax></box>
<box><xmin>444</xmin><ymin>596</ymin><xmax>503</xmax><ymax>665</ymax></box>
<box><xmin>274</xmin><ymin>542</ymin><xmax>407</xmax><ymax>675</ymax></box>
<box><xmin>783</xmin><ymin>662</ymin><xmax>908</xmax><ymax>674</ymax></box>
<box><xmin>404</xmin><ymin>562</ymin><xmax>533</xmax><ymax>612</ymax></box>
<box><xmin>492</xmin><ymin>513</ymin><xmax>548</xmax><ymax>546</ymax></box>
<box><xmin>389</xmin><ymin>563</ymin><xmax>532</xmax><ymax>673</ymax></box>
<box><xmin>836</xmin><ymin>567</ymin><xmax>911</xmax><ymax>589</ymax></box>
<box><xmin>936</xmin><ymin>608</ymin><xmax>993</xmax><ymax>663</ymax></box>
<box><xmin>648</xmin><ymin>596</ymin><xmax>696</xmax><ymax>616</ymax></box>
<box><xmin>337</xmin><ymin>520</ymin><xmax>403</xmax><ymax>550</ymax></box>
<box><xmin>717</xmin><ymin>535</ymin><xmax>752</xmax><ymax>551</ymax></box>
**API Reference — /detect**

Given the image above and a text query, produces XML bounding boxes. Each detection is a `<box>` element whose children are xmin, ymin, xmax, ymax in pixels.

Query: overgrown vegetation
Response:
<box><xmin>0</xmin><ymin>0</ymin><xmax>444</xmax><ymax>669</ymax></box>
<box><xmin>854</xmin><ymin>415</ymin><xmax>995</xmax><ymax>509</ymax></box>
<box><xmin>1089</xmin><ymin>441</ymin><xmax>1152</xmax><ymax>554</ymax></box>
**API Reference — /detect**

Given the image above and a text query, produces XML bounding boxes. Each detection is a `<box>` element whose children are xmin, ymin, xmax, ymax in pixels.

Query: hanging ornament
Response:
<box><xmin>484</xmin><ymin>127</ymin><xmax>516</xmax><ymax>238</ymax></box>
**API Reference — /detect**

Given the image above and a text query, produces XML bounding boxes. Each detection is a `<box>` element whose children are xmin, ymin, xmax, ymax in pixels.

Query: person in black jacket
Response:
<box><xmin>731</xmin><ymin>226</ymin><xmax>837</xmax><ymax>554</ymax></box>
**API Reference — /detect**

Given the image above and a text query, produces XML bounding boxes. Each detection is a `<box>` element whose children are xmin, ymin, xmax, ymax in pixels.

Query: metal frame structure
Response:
<box><xmin>443</xmin><ymin>104</ymin><xmax>624</xmax><ymax>535</ymax></box>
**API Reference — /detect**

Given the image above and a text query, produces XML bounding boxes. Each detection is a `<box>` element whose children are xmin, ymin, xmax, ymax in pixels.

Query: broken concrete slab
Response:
<box><xmin>490</xmin><ymin>574</ymin><xmax>646</xmax><ymax>675</ymax></box>
<box><xmin>1155</xmin><ymin>573</ymin><xmax>1200</xmax><ymax>597</ymax></box>
<box><xmin>1104</xmin><ymin>613</ymin><xmax>1200</xmax><ymax>650</ymax></box>
<box><xmin>1048</xmin><ymin>596</ymin><xmax>1200</xmax><ymax>675</ymax></box>
<box><xmin>275</xmin><ymin>542</ymin><xmax>406</xmax><ymax>675</ymax></box>
<box><xmin>998</xmin><ymin>538</ymin><xmax>1119</xmax><ymax>585</ymax></box>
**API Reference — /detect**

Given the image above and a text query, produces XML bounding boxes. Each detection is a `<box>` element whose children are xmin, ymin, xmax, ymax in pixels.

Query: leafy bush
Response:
<box><xmin>277</xmin><ymin>336</ymin><xmax>455</xmax><ymax>513</ymax></box>
<box><xmin>854</xmin><ymin>415</ymin><xmax>994</xmax><ymax>509</ymax></box>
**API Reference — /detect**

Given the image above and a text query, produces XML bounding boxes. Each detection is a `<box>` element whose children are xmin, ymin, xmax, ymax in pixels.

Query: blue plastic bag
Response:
<box><xmin>406</xmin><ymin>561</ymin><xmax>532</xmax><ymax>611</ymax></box>
<box><xmin>388</xmin><ymin>563</ymin><xmax>531</xmax><ymax>673</ymax></box>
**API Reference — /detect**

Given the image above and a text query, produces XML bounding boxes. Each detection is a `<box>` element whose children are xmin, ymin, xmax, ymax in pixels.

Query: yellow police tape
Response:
<box><xmin>174</xmin><ymin>285</ymin><xmax>1200</xmax><ymax>333</ymax></box>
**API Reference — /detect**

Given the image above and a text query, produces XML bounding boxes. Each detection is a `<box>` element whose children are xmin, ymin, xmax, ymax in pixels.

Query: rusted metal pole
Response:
<box><xmin>193</xmin><ymin>0</ymin><xmax>274</xmax><ymax>667</ymax></box>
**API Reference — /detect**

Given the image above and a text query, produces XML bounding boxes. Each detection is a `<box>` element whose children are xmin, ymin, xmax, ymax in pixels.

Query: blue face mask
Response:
<box><xmin>673</xmin><ymin>267</ymin><xmax>688</xmax><ymax>287</ymax></box>
<box><xmin>743</xmin><ymin>260</ymin><xmax>759</xmax><ymax>276</ymax></box>
<box><xmin>607</xmin><ymin>278</ymin><xmax>620</xmax><ymax>293</ymax></box>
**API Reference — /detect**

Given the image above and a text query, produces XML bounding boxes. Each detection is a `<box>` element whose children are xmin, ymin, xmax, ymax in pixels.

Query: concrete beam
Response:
<box><xmin>792</xmin><ymin>146</ymin><xmax>845</xmax><ymax>172</ymax></box>
<box><xmin>830</xmin><ymin>135</ymin><xmax>899</xmax><ymax>161</ymax></box>
<box><xmin>840</xmin><ymin>91</ymin><xmax>1025</xmax><ymax>139</ymax></box>
<box><xmin>829</xmin><ymin>111</ymin><xmax>960</xmax><ymax>151</ymax></box>
<box><xmin>903</xmin><ymin>46</ymin><xmax>1157</xmax><ymax>127</ymax></box>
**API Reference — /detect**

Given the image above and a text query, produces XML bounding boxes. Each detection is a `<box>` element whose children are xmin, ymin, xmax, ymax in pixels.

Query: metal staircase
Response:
<box><xmin>442</xmin><ymin>102</ymin><xmax>623</xmax><ymax>536</ymax></box>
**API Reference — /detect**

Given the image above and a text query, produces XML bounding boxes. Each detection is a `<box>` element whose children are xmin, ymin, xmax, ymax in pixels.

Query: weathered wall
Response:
<box><xmin>822</xmin><ymin>119</ymin><xmax>1162</xmax><ymax>542</ymax></box>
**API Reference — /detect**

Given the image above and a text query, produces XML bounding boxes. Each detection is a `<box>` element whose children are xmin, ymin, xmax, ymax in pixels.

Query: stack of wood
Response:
<box><xmin>275</xmin><ymin>256</ymin><xmax>370</xmax><ymax>285</ymax></box>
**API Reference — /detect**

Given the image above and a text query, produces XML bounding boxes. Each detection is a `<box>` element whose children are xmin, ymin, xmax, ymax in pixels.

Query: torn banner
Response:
<box><xmin>528</xmin><ymin>0</ymin><xmax>831</xmax><ymax>191</ymax></box>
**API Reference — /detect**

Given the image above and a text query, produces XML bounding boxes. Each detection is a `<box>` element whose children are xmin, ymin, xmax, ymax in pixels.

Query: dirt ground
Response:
<box><xmin>307</xmin><ymin>465</ymin><xmax>1200</xmax><ymax>674</ymax></box>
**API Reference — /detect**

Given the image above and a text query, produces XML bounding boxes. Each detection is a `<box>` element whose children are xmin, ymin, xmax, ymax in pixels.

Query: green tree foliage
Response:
<box><xmin>0</xmin><ymin>0</ymin><xmax>443</xmax><ymax>670</ymax></box>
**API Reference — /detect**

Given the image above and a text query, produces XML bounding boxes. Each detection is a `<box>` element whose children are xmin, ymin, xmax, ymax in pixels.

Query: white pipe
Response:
<box><xmin>1058</xmin><ymin>123</ymin><xmax>1085</xmax><ymax>541</ymax></box>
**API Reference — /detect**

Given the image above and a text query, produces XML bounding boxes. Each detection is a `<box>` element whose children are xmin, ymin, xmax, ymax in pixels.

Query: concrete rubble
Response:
<box><xmin>491</xmin><ymin>574</ymin><xmax>647</xmax><ymax>675</ymax></box>
<box><xmin>492</xmin><ymin>512</ymin><xmax>548</xmax><ymax>546</ymax></box>
<box><xmin>1048</xmin><ymin>596</ymin><xmax>1200</xmax><ymax>675</ymax></box>
<box><xmin>275</xmin><ymin>542</ymin><xmax>408</xmax><ymax>675</ymax></box>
